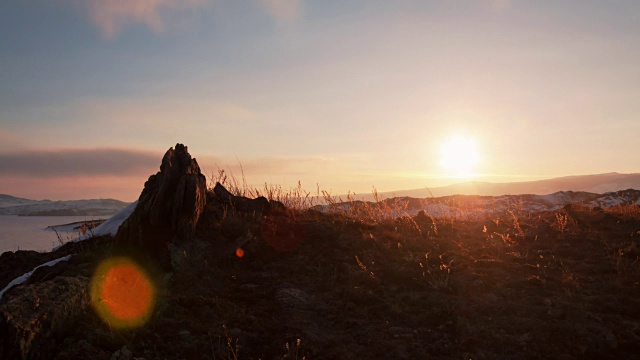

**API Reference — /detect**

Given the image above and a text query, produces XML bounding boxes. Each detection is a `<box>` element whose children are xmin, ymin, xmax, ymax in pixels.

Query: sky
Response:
<box><xmin>1</xmin><ymin>0</ymin><xmax>639</xmax><ymax>201</ymax></box>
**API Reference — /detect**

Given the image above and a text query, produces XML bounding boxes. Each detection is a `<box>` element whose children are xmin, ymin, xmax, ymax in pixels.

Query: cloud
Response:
<box><xmin>487</xmin><ymin>0</ymin><xmax>511</xmax><ymax>11</ymax></box>
<box><xmin>76</xmin><ymin>97</ymin><xmax>257</xmax><ymax>124</ymax></box>
<box><xmin>256</xmin><ymin>0</ymin><xmax>302</xmax><ymax>23</ymax></box>
<box><xmin>78</xmin><ymin>0</ymin><xmax>301</xmax><ymax>37</ymax></box>
<box><xmin>0</xmin><ymin>148</ymin><xmax>159</xmax><ymax>178</ymax></box>
<box><xmin>199</xmin><ymin>155</ymin><xmax>331</xmax><ymax>177</ymax></box>
<box><xmin>0</xmin><ymin>176</ymin><xmax>145</xmax><ymax>201</ymax></box>
<box><xmin>0</xmin><ymin>127</ymin><xmax>21</xmax><ymax>151</ymax></box>
<box><xmin>82</xmin><ymin>0</ymin><xmax>209</xmax><ymax>38</ymax></box>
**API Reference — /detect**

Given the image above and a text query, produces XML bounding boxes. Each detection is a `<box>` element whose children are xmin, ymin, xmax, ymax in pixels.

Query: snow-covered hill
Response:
<box><xmin>374</xmin><ymin>172</ymin><xmax>640</xmax><ymax>199</ymax></box>
<box><xmin>316</xmin><ymin>189</ymin><xmax>640</xmax><ymax>219</ymax></box>
<box><xmin>0</xmin><ymin>194</ymin><xmax>129</xmax><ymax>216</ymax></box>
<box><xmin>0</xmin><ymin>194</ymin><xmax>46</xmax><ymax>208</ymax></box>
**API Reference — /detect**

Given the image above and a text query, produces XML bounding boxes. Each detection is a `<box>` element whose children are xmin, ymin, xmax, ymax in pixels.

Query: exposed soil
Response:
<box><xmin>2</xmin><ymin>198</ymin><xmax>640</xmax><ymax>359</ymax></box>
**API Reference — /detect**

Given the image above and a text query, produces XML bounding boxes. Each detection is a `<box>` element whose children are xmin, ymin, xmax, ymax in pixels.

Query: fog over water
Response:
<box><xmin>0</xmin><ymin>216</ymin><xmax>106</xmax><ymax>254</ymax></box>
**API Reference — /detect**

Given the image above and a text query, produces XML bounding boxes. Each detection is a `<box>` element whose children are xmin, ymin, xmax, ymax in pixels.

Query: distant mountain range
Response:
<box><xmin>0</xmin><ymin>194</ymin><xmax>129</xmax><ymax>216</ymax></box>
<box><xmin>373</xmin><ymin>172</ymin><xmax>640</xmax><ymax>200</ymax></box>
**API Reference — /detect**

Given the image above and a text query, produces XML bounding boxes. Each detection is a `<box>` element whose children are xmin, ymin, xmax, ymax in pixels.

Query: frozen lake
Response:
<box><xmin>0</xmin><ymin>215</ymin><xmax>107</xmax><ymax>254</ymax></box>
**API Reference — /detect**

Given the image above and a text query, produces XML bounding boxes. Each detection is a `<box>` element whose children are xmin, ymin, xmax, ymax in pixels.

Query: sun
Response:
<box><xmin>438</xmin><ymin>135</ymin><xmax>481</xmax><ymax>178</ymax></box>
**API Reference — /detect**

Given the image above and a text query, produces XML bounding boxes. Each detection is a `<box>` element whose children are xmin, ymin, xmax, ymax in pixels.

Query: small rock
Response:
<box><xmin>547</xmin><ymin>307</ymin><xmax>565</xmax><ymax>319</ymax></box>
<box><xmin>484</xmin><ymin>293</ymin><xmax>498</xmax><ymax>302</ymax></box>
<box><xmin>111</xmin><ymin>345</ymin><xmax>133</xmax><ymax>360</ymax></box>
<box><xmin>556</xmin><ymin>354</ymin><xmax>575</xmax><ymax>360</ymax></box>
<box><xmin>605</xmin><ymin>331</ymin><xmax>618</xmax><ymax>349</ymax></box>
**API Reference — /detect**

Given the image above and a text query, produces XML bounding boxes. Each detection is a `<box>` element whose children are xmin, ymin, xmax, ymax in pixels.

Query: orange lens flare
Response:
<box><xmin>235</xmin><ymin>247</ymin><xmax>245</xmax><ymax>258</ymax></box>
<box><xmin>91</xmin><ymin>257</ymin><xmax>155</xmax><ymax>329</ymax></box>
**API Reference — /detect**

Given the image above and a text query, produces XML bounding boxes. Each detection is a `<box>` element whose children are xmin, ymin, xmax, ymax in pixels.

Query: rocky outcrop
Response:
<box><xmin>0</xmin><ymin>276</ymin><xmax>89</xmax><ymax>360</ymax></box>
<box><xmin>115</xmin><ymin>144</ymin><xmax>207</xmax><ymax>260</ymax></box>
<box><xmin>0</xmin><ymin>251</ymin><xmax>56</xmax><ymax>291</ymax></box>
<box><xmin>213</xmin><ymin>182</ymin><xmax>286</xmax><ymax>214</ymax></box>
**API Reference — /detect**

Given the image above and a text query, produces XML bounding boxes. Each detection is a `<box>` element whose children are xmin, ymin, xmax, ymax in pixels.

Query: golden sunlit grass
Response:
<box><xmin>212</xmin><ymin>165</ymin><xmax>468</xmax><ymax>225</ymax></box>
<box><xmin>208</xmin><ymin>166</ymin><xmax>640</xmax><ymax>285</ymax></box>
<box><xmin>90</xmin><ymin>256</ymin><xmax>155</xmax><ymax>329</ymax></box>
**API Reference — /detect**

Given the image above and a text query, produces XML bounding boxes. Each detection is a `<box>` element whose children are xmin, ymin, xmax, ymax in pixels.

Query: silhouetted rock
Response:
<box><xmin>213</xmin><ymin>182</ymin><xmax>286</xmax><ymax>214</ymax></box>
<box><xmin>115</xmin><ymin>144</ymin><xmax>207</xmax><ymax>262</ymax></box>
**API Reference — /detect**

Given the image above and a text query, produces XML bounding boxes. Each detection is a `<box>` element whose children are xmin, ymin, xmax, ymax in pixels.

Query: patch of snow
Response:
<box><xmin>539</xmin><ymin>193</ymin><xmax>566</xmax><ymax>205</ymax></box>
<box><xmin>52</xmin><ymin>200</ymin><xmax>138</xmax><ymax>251</ymax></box>
<box><xmin>0</xmin><ymin>255</ymin><xmax>72</xmax><ymax>300</ymax></box>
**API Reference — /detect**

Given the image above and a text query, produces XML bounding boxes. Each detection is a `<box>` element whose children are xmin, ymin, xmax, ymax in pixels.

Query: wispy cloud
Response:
<box><xmin>487</xmin><ymin>0</ymin><xmax>511</xmax><ymax>11</ymax></box>
<box><xmin>0</xmin><ymin>176</ymin><xmax>145</xmax><ymax>201</ymax></box>
<box><xmin>0</xmin><ymin>148</ymin><xmax>159</xmax><ymax>177</ymax></box>
<box><xmin>82</xmin><ymin>0</ymin><xmax>209</xmax><ymax>38</ymax></box>
<box><xmin>0</xmin><ymin>145</ymin><xmax>333</xmax><ymax>182</ymax></box>
<box><xmin>256</xmin><ymin>0</ymin><xmax>302</xmax><ymax>23</ymax></box>
<box><xmin>200</xmin><ymin>155</ymin><xmax>331</xmax><ymax>177</ymax></box>
<box><xmin>78</xmin><ymin>0</ymin><xmax>301</xmax><ymax>38</ymax></box>
<box><xmin>76</xmin><ymin>97</ymin><xmax>258</xmax><ymax>124</ymax></box>
<box><xmin>0</xmin><ymin>127</ymin><xmax>21</xmax><ymax>151</ymax></box>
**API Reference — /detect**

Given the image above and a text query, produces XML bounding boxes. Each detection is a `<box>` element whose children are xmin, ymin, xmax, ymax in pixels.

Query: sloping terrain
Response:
<box><xmin>1</xmin><ymin>191</ymin><xmax>639</xmax><ymax>359</ymax></box>
<box><xmin>317</xmin><ymin>189</ymin><xmax>640</xmax><ymax>219</ymax></box>
<box><xmin>376</xmin><ymin>172</ymin><xmax>640</xmax><ymax>198</ymax></box>
<box><xmin>0</xmin><ymin>198</ymin><xmax>129</xmax><ymax>216</ymax></box>
<box><xmin>0</xmin><ymin>194</ymin><xmax>45</xmax><ymax>208</ymax></box>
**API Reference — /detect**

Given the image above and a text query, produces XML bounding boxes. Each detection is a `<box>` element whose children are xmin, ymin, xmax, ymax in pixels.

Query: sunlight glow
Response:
<box><xmin>438</xmin><ymin>135</ymin><xmax>481</xmax><ymax>178</ymax></box>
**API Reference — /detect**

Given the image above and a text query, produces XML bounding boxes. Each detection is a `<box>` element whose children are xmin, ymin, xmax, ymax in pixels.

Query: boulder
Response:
<box><xmin>116</xmin><ymin>144</ymin><xmax>207</xmax><ymax>260</ymax></box>
<box><xmin>0</xmin><ymin>276</ymin><xmax>89</xmax><ymax>360</ymax></box>
<box><xmin>0</xmin><ymin>251</ymin><xmax>57</xmax><ymax>290</ymax></box>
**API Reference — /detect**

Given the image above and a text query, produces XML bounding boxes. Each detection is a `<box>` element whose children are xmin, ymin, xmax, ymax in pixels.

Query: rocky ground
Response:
<box><xmin>1</xmin><ymin>145</ymin><xmax>639</xmax><ymax>360</ymax></box>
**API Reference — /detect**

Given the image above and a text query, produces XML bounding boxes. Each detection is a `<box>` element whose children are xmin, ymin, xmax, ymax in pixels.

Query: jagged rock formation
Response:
<box><xmin>0</xmin><ymin>144</ymin><xmax>211</xmax><ymax>359</ymax></box>
<box><xmin>115</xmin><ymin>144</ymin><xmax>207</xmax><ymax>260</ymax></box>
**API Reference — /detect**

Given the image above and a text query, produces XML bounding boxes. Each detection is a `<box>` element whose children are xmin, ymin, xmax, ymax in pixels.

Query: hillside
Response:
<box><xmin>1</xmin><ymin>144</ymin><xmax>639</xmax><ymax>359</ymax></box>
<box><xmin>373</xmin><ymin>172</ymin><xmax>640</xmax><ymax>199</ymax></box>
<box><xmin>0</xmin><ymin>194</ymin><xmax>46</xmax><ymax>208</ymax></box>
<box><xmin>0</xmin><ymin>196</ymin><xmax>129</xmax><ymax>216</ymax></box>
<box><xmin>318</xmin><ymin>189</ymin><xmax>640</xmax><ymax>220</ymax></box>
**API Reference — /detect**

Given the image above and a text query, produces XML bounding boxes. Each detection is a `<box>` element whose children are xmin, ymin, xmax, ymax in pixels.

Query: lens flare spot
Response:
<box><xmin>235</xmin><ymin>247</ymin><xmax>245</xmax><ymax>258</ymax></box>
<box><xmin>91</xmin><ymin>257</ymin><xmax>155</xmax><ymax>329</ymax></box>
